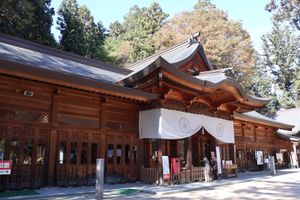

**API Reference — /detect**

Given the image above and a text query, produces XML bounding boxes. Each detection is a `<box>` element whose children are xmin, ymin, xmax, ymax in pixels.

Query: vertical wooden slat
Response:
<box><xmin>31</xmin><ymin>128</ymin><xmax>38</xmax><ymax>188</ymax></box>
<box><xmin>47</xmin><ymin>92</ymin><xmax>58</xmax><ymax>186</ymax></box>
<box><xmin>100</xmin><ymin>102</ymin><xmax>106</xmax><ymax>132</ymax></box>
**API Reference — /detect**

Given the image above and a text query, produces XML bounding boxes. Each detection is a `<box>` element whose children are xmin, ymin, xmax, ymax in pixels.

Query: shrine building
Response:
<box><xmin>0</xmin><ymin>33</ymin><xmax>298</xmax><ymax>190</ymax></box>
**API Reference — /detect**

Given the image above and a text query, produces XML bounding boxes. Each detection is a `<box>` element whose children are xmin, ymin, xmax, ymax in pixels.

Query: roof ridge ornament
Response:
<box><xmin>187</xmin><ymin>32</ymin><xmax>201</xmax><ymax>45</ymax></box>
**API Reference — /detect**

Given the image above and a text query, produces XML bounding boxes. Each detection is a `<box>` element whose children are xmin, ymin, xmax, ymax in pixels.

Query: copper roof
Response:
<box><xmin>0</xmin><ymin>33</ymin><xmax>158</xmax><ymax>102</ymax></box>
<box><xmin>234</xmin><ymin>111</ymin><xmax>294</xmax><ymax>130</ymax></box>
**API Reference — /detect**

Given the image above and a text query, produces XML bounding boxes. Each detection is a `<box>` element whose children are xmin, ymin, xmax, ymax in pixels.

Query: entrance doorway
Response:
<box><xmin>192</xmin><ymin>129</ymin><xmax>216</xmax><ymax>167</ymax></box>
<box><xmin>106</xmin><ymin>135</ymin><xmax>139</xmax><ymax>181</ymax></box>
<box><xmin>55</xmin><ymin>130</ymin><xmax>101</xmax><ymax>186</ymax></box>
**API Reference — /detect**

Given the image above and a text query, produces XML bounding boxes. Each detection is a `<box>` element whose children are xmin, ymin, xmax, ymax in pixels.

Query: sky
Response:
<box><xmin>50</xmin><ymin>0</ymin><xmax>273</xmax><ymax>52</ymax></box>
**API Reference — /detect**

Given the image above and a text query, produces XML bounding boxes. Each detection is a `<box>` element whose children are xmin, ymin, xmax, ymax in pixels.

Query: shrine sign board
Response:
<box><xmin>0</xmin><ymin>160</ymin><xmax>12</xmax><ymax>175</ymax></box>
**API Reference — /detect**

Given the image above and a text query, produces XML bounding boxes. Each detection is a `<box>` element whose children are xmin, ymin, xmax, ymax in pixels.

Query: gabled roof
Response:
<box><xmin>123</xmin><ymin>35</ymin><xmax>213</xmax><ymax>80</ymax></box>
<box><xmin>276</xmin><ymin>108</ymin><xmax>300</xmax><ymax>135</ymax></box>
<box><xmin>275</xmin><ymin>131</ymin><xmax>300</xmax><ymax>142</ymax></box>
<box><xmin>234</xmin><ymin>111</ymin><xmax>294</xmax><ymax>130</ymax></box>
<box><xmin>195</xmin><ymin>69</ymin><xmax>270</xmax><ymax>106</ymax></box>
<box><xmin>0</xmin><ymin>33</ymin><xmax>158</xmax><ymax>102</ymax></box>
<box><xmin>119</xmin><ymin>54</ymin><xmax>270</xmax><ymax>108</ymax></box>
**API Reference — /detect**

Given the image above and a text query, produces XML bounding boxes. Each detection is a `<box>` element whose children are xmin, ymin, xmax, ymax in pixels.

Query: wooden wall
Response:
<box><xmin>0</xmin><ymin>75</ymin><xmax>141</xmax><ymax>190</ymax></box>
<box><xmin>234</xmin><ymin>120</ymin><xmax>293</xmax><ymax>171</ymax></box>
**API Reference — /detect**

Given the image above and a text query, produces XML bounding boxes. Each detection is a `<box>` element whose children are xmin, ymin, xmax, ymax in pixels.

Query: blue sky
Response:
<box><xmin>51</xmin><ymin>0</ymin><xmax>273</xmax><ymax>52</ymax></box>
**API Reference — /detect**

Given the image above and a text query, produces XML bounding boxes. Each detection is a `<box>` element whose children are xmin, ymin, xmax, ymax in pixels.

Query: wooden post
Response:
<box><xmin>167</xmin><ymin>140</ymin><xmax>170</xmax><ymax>156</ymax></box>
<box><xmin>186</xmin><ymin>137</ymin><xmax>192</xmax><ymax>170</ymax></box>
<box><xmin>157</xmin><ymin>139</ymin><xmax>163</xmax><ymax>185</ymax></box>
<box><xmin>47</xmin><ymin>91</ymin><xmax>59</xmax><ymax>186</ymax></box>
<box><xmin>229</xmin><ymin>144</ymin><xmax>236</xmax><ymax>164</ymax></box>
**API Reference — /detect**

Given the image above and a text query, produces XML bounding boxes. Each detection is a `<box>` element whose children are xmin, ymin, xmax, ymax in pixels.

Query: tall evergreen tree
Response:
<box><xmin>57</xmin><ymin>0</ymin><xmax>85</xmax><ymax>55</ymax></box>
<box><xmin>105</xmin><ymin>2</ymin><xmax>168</xmax><ymax>65</ymax></box>
<box><xmin>259</xmin><ymin>21</ymin><xmax>300</xmax><ymax>110</ymax></box>
<box><xmin>57</xmin><ymin>0</ymin><xmax>107</xmax><ymax>60</ymax></box>
<box><xmin>266</xmin><ymin>0</ymin><xmax>300</xmax><ymax>30</ymax></box>
<box><xmin>250</xmin><ymin>53</ymin><xmax>280</xmax><ymax>117</ymax></box>
<box><xmin>295</xmin><ymin>69</ymin><xmax>300</xmax><ymax>106</ymax></box>
<box><xmin>0</xmin><ymin>0</ymin><xmax>55</xmax><ymax>46</ymax></box>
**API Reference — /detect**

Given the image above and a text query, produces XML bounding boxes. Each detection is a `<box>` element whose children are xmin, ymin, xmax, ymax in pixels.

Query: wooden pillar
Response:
<box><xmin>157</xmin><ymin>139</ymin><xmax>163</xmax><ymax>185</ymax></box>
<box><xmin>229</xmin><ymin>144</ymin><xmax>236</xmax><ymax>164</ymax></box>
<box><xmin>186</xmin><ymin>137</ymin><xmax>192</xmax><ymax>170</ymax></box>
<box><xmin>254</xmin><ymin>125</ymin><xmax>257</xmax><ymax>144</ymax></box>
<box><xmin>167</xmin><ymin>140</ymin><xmax>170</xmax><ymax>156</ymax></box>
<box><xmin>47</xmin><ymin>91</ymin><xmax>59</xmax><ymax>186</ymax></box>
<box><xmin>100</xmin><ymin>101</ymin><xmax>106</xmax><ymax>132</ymax></box>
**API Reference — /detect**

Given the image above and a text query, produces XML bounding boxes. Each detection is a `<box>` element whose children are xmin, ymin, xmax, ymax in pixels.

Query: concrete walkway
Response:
<box><xmin>1</xmin><ymin>168</ymin><xmax>299</xmax><ymax>200</ymax></box>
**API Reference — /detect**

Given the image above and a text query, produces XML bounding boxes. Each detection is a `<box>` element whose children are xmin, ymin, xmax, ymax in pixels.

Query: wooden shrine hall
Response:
<box><xmin>0</xmin><ymin>33</ymin><xmax>298</xmax><ymax>190</ymax></box>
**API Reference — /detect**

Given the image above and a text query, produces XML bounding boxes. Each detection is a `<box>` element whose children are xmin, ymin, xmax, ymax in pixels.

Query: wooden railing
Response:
<box><xmin>140</xmin><ymin>166</ymin><xmax>206</xmax><ymax>184</ymax></box>
<box><xmin>140</xmin><ymin>165</ymin><xmax>158</xmax><ymax>184</ymax></box>
<box><xmin>191</xmin><ymin>166</ymin><xmax>204</xmax><ymax>182</ymax></box>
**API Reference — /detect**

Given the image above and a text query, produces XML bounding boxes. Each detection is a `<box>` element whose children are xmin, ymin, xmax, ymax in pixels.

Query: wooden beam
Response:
<box><xmin>193</xmin><ymin>96</ymin><xmax>215</xmax><ymax>108</ymax></box>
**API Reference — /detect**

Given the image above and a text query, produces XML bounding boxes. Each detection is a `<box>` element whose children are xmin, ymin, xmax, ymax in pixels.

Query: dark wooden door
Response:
<box><xmin>0</xmin><ymin>125</ymin><xmax>49</xmax><ymax>190</ymax></box>
<box><xmin>56</xmin><ymin>130</ymin><xmax>101</xmax><ymax>186</ymax></box>
<box><xmin>106</xmin><ymin>135</ymin><xmax>140</xmax><ymax>181</ymax></box>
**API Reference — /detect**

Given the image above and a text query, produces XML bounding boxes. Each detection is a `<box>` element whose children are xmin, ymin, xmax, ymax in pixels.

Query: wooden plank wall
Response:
<box><xmin>0</xmin><ymin>75</ymin><xmax>141</xmax><ymax>189</ymax></box>
<box><xmin>234</xmin><ymin>120</ymin><xmax>293</xmax><ymax>171</ymax></box>
<box><xmin>0</xmin><ymin>75</ymin><xmax>52</xmax><ymax>189</ymax></box>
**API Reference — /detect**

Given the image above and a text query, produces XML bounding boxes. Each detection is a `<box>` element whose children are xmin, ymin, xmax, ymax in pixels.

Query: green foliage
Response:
<box><xmin>103</xmin><ymin>37</ymin><xmax>130</xmax><ymax>65</ymax></box>
<box><xmin>266</xmin><ymin>0</ymin><xmax>300</xmax><ymax>30</ymax></box>
<box><xmin>294</xmin><ymin>69</ymin><xmax>300</xmax><ymax>106</ymax></box>
<box><xmin>0</xmin><ymin>0</ymin><xmax>55</xmax><ymax>46</ymax></box>
<box><xmin>105</xmin><ymin>2</ymin><xmax>169</xmax><ymax>66</ymax></box>
<box><xmin>253</xmin><ymin>21</ymin><xmax>300</xmax><ymax>115</ymax></box>
<box><xmin>57</xmin><ymin>0</ymin><xmax>85</xmax><ymax>55</ymax></box>
<box><xmin>248</xmin><ymin>53</ymin><xmax>277</xmax><ymax>117</ymax></box>
<box><xmin>152</xmin><ymin>0</ymin><xmax>255</xmax><ymax>89</ymax></box>
<box><xmin>261</xmin><ymin>22</ymin><xmax>299</xmax><ymax>92</ymax></box>
<box><xmin>57</xmin><ymin>0</ymin><xmax>108</xmax><ymax>60</ymax></box>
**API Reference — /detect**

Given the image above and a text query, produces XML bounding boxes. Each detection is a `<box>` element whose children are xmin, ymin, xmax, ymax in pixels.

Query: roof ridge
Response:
<box><xmin>126</xmin><ymin>37</ymin><xmax>196</xmax><ymax>69</ymax></box>
<box><xmin>0</xmin><ymin>33</ymin><xmax>131</xmax><ymax>75</ymax></box>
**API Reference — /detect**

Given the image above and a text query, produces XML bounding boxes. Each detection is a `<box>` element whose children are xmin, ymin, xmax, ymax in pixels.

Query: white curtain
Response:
<box><xmin>139</xmin><ymin>108</ymin><xmax>234</xmax><ymax>143</ymax></box>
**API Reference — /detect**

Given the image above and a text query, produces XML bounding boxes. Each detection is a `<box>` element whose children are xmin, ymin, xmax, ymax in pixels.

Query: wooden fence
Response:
<box><xmin>140</xmin><ymin>165</ymin><xmax>158</xmax><ymax>184</ymax></box>
<box><xmin>140</xmin><ymin>166</ymin><xmax>205</xmax><ymax>184</ymax></box>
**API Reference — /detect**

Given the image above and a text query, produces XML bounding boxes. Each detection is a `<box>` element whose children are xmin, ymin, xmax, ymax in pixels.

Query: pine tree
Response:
<box><xmin>105</xmin><ymin>2</ymin><xmax>168</xmax><ymax>65</ymax></box>
<box><xmin>57</xmin><ymin>0</ymin><xmax>85</xmax><ymax>55</ymax></box>
<box><xmin>259</xmin><ymin>21</ymin><xmax>300</xmax><ymax>110</ymax></box>
<box><xmin>250</xmin><ymin>53</ymin><xmax>280</xmax><ymax>117</ymax></box>
<box><xmin>57</xmin><ymin>0</ymin><xmax>107</xmax><ymax>60</ymax></box>
<box><xmin>0</xmin><ymin>0</ymin><xmax>55</xmax><ymax>46</ymax></box>
<box><xmin>266</xmin><ymin>0</ymin><xmax>300</xmax><ymax>30</ymax></box>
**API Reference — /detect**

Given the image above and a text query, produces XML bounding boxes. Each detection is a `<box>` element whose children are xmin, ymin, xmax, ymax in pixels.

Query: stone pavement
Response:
<box><xmin>1</xmin><ymin>168</ymin><xmax>299</xmax><ymax>200</ymax></box>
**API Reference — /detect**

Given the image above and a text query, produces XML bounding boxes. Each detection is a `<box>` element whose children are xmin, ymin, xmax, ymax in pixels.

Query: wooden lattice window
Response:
<box><xmin>0</xmin><ymin>107</ymin><xmax>49</xmax><ymax>124</ymax></box>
